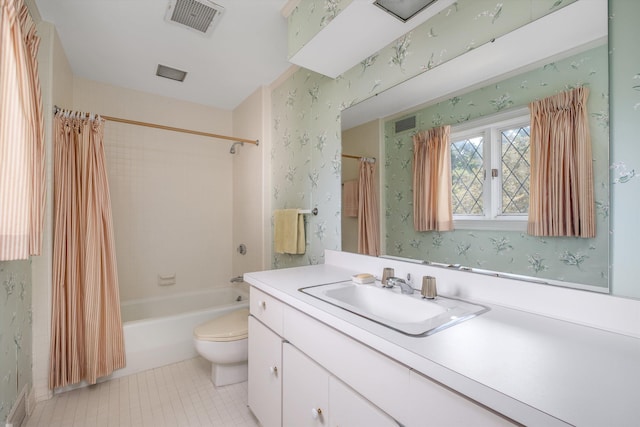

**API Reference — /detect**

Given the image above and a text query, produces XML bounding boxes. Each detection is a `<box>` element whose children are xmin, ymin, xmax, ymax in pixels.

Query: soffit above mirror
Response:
<box><xmin>341</xmin><ymin>0</ymin><xmax>607</xmax><ymax>130</ymax></box>
<box><xmin>288</xmin><ymin>0</ymin><xmax>457</xmax><ymax>79</ymax></box>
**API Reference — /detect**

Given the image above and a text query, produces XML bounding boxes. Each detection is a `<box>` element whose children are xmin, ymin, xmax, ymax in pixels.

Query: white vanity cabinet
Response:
<box><xmin>282</xmin><ymin>343</ymin><xmax>398</xmax><ymax>427</ymax></box>
<box><xmin>248</xmin><ymin>285</ymin><xmax>516</xmax><ymax>427</ymax></box>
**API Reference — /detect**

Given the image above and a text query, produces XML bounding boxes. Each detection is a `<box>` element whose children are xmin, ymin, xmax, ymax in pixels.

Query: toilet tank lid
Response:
<box><xmin>194</xmin><ymin>308</ymin><xmax>249</xmax><ymax>341</ymax></box>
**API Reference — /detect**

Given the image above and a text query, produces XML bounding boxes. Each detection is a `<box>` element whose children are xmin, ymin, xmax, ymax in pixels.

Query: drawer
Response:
<box><xmin>250</xmin><ymin>287</ymin><xmax>284</xmax><ymax>335</ymax></box>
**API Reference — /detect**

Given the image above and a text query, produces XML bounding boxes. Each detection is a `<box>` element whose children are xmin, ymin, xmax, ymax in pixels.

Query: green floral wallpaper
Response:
<box><xmin>0</xmin><ymin>261</ymin><xmax>32</xmax><ymax>423</ymax></box>
<box><xmin>384</xmin><ymin>45</ymin><xmax>609</xmax><ymax>288</ymax></box>
<box><xmin>288</xmin><ymin>0</ymin><xmax>355</xmax><ymax>58</ymax></box>
<box><xmin>272</xmin><ymin>0</ymin><xmax>577</xmax><ymax>270</ymax></box>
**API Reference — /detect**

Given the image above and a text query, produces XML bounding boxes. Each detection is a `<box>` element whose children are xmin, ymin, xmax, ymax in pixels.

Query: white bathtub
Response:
<box><xmin>114</xmin><ymin>287</ymin><xmax>249</xmax><ymax>380</ymax></box>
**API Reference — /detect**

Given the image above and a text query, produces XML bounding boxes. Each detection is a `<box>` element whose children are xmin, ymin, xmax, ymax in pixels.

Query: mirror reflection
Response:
<box><xmin>341</xmin><ymin>35</ymin><xmax>609</xmax><ymax>291</ymax></box>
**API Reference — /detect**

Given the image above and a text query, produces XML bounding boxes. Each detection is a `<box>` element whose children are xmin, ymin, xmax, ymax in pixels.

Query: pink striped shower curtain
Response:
<box><xmin>49</xmin><ymin>113</ymin><xmax>125</xmax><ymax>389</ymax></box>
<box><xmin>0</xmin><ymin>0</ymin><xmax>45</xmax><ymax>260</ymax></box>
<box><xmin>357</xmin><ymin>159</ymin><xmax>380</xmax><ymax>256</ymax></box>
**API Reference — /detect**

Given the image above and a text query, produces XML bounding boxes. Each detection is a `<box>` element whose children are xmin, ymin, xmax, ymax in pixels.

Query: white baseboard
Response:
<box><xmin>26</xmin><ymin>388</ymin><xmax>36</xmax><ymax>419</ymax></box>
<box><xmin>5</xmin><ymin>386</ymin><xmax>28</xmax><ymax>427</ymax></box>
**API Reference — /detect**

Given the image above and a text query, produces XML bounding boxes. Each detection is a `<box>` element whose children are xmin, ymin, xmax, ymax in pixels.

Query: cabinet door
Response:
<box><xmin>248</xmin><ymin>316</ymin><xmax>282</xmax><ymax>427</ymax></box>
<box><xmin>329</xmin><ymin>377</ymin><xmax>399</xmax><ymax>427</ymax></box>
<box><xmin>409</xmin><ymin>371</ymin><xmax>516</xmax><ymax>426</ymax></box>
<box><xmin>284</xmin><ymin>306</ymin><xmax>411</xmax><ymax>425</ymax></box>
<box><xmin>282</xmin><ymin>343</ymin><xmax>329</xmax><ymax>427</ymax></box>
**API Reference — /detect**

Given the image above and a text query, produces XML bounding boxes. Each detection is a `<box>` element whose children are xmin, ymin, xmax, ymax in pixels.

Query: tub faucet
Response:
<box><xmin>230</xmin><ymin>276</ymin><xmax>243</xmax><ymax>283</ymax></box>
<box><xmin>386</xmin><ymin>277</ymin><xmax>414</xmax><ymax>295</ymax></box>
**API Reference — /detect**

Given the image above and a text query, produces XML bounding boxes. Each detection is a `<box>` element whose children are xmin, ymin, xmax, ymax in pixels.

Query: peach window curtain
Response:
<box><xmin>49</xmin><ymin>112</ymin><xmax>125</xmax><ymax>389</ymax></box>
<box><xmin>412</xmin><ymin>126</ymin><xmax>453</xmax><ymax>232</ymax></box>
<box><xmin>357</xmin><ymin>159</ymin><xmax>380</xmax><ymax>256</ymax></box>
<box><xmin>0</xmin><ymin>0</ymin><xmax>45</xmax><ymax>260</ymax></box>
<box><xmin>528</xmin><ymin>86</ymin><xmax>595</xmax><ymax>238</ymax></box>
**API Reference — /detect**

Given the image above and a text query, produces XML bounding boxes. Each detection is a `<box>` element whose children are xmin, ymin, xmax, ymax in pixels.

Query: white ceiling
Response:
<box><xmin>34</xmin><ymin>0</ymin><xmax>607</xmax><ymax>122</ymax></box>
<box><xmin>35</xmin><ymin>0</ymin><xmax>292</xmax><ymax>110</ymax></box>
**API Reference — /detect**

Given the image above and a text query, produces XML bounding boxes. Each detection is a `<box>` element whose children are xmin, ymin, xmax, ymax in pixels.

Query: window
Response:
<box><xmin>450</xmin><ymin>108</ymin><xmax>530</xmax><ymax>231</ymax></box>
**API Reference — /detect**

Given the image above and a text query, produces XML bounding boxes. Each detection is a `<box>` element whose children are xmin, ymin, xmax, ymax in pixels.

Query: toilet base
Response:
<box><xmin>211</xmin><ymin>361</ymin><xmax>248</xmax><ymax>387</ymax></box>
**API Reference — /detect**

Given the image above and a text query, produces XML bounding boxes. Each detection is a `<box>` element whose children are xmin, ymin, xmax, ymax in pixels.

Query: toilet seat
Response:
<box><xmin>194</xmin><ymin>308</ymin><xmax>249</xmax><ymax>342</ymax></box>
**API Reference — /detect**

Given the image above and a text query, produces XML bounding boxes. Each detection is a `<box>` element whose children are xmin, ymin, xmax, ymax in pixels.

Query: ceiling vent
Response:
<box><xmin>156</xmin><ymin>64</ymin><xmax>188</xmax><ymax>82</ymax></box>
<box><xmin>374</xmin><ymin>0</ymin><xmax>438</xmax><ymax>22</ymax></box>
<box><xmin>165</xmin><ymin>0</ymin><xmax>224</xmax><ymax>35</ymax></box>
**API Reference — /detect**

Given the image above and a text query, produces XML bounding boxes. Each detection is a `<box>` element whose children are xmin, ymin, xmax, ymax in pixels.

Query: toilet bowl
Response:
<box><xmin>193</xmin><ymin>308</ymin><xmax>249</xmax><ymax>387</ymax></box>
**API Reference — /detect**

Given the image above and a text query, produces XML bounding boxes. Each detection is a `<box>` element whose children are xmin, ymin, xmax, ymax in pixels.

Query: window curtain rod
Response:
<box><xmin>342</xmin><ymin>153</ymin><xmax>376</xmax><ymax>163</ymax></box>
<box><xmin>53</xmin><ymin>106</ymin><xmax>259</xmax><ymax>145</ymax></box>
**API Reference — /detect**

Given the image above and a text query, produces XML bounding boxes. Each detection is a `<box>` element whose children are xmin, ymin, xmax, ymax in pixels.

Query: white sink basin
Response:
<box><xmin>323</xmin><ymin>285</ymin><xmax>447</xmax><ymax>323</ymax></box>
<box><xmin>300</xmin><ymin>281</ymin><xmax>488</xmax><ymax>336</ymax></box>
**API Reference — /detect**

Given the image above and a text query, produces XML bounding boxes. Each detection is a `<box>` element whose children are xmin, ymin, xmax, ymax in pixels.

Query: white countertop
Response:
<box><xmin>245</xmin><ymin>263</ymin><xmax>640</xmax><ymax>427</ymax></box>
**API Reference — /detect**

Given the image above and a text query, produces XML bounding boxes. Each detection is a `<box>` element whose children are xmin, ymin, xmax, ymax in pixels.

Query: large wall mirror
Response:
<box><xmin>341</xmin><ymin>1</ymin><xmax>609</xmax><ymax>292</ymax></box>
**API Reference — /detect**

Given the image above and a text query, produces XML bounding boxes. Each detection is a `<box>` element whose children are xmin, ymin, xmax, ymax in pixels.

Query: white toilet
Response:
<box><xmin>193</xmin><ymin>308</ymin><xmax>249</xmax><ymax>387</ymax></box>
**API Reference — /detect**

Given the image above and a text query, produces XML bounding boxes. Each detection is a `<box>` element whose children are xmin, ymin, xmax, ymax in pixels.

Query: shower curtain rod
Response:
<box><xmin>342</xmin><ymin>153</ymin><xmax>376</xmax><ymax>163</ymax></box>
<box><xmin>53</xmin><ymin>105</ymin><xmax>259</xmax><ymax>145</ymax></box>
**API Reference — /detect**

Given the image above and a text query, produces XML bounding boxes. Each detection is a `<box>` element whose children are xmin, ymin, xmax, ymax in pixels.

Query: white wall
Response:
<box><xmin>232</xmin><ymin>86</ymin><xmax>270</xmax><ymax>277</ymax></box>
<box><xmin>73</xmin><ymin>78</ymin><xmax>234</xmax><ymax>302</ymax></box>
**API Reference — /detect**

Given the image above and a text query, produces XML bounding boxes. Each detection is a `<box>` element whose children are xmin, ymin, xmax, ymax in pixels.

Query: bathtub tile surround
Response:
<box><xmin>72</xmin><ymin>77</ymin><xmax>235</xmax><ymax>303</ymax></box>
<box><xmin>24</xmin><ymin>357</ymin><xmax>258</xmax><ymax>427</ymax></box>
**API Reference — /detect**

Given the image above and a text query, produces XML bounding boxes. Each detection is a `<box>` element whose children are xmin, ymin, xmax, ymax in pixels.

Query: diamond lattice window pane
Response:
<box><xmin>501</xmin><ymin>126</ymin><xmax>530</xmax><ymax>214</ymax></box>
<box><xmin>451</xmin><ymin>136</ymin><xmax>484</xmax><ymax>215</ymax></box>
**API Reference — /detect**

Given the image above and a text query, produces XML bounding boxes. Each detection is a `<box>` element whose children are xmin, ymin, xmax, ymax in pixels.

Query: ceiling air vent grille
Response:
<box><xmin>156</xmin><ymin>64</ymin><xmax>188</xmax><ymax>82</ymax></box>
<box><xmin>375</xmin><ymin>0</ymin><xmax>438</xmax><ymax>22</ymax></box>
<box><xmin>166</xmin><ymin>0</ymin><xmax>224</xmax><ymax>35</ymax></box>
<box><xmin>395</xmin><ymin>116</ymin><xmax>416</xmax><ymax>133</ymax></box>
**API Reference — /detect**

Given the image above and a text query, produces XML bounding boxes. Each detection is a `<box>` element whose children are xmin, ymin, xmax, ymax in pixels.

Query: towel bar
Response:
<box><xmin>300</xmin><ymin>208</ymin><xmax>318</xmax><ymax>215</ymax></box>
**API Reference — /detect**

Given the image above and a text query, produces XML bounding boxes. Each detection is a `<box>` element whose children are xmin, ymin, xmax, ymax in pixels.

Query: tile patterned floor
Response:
<box><xmin>24</xmin><ymin>357</ymin><xmax>259</xmax><ymax>427</ymax></box>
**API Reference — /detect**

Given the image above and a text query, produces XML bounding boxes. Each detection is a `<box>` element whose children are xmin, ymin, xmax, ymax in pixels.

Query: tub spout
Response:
<box><xmin>230</xmin><ymin>276</ymin><xmax>244</xmax><ymax>283</ymax></box>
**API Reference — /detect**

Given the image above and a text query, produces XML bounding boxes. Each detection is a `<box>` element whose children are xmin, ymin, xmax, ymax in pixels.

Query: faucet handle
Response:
<box><xmin>386</xmin><ymin>277</ymin><xmax>414</xmax><ymax>294</ymax></box>
<box><xmin>381</xmin><ymin>267</ymin><xmax>395</xmax><ymax>287</ymax></box>
<box><xmin>386</xmin><ymin>277</ymin><xmax>405</xmax><ymax>286</ymax></box>
<box><xmin>421</xmin><ymin>276</ymin><xmax>437</xmax><ymax>299</ymax></box>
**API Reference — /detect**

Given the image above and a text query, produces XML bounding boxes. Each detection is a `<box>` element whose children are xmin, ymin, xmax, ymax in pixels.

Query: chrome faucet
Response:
<box><xmin>230</xmin><ymin>276</ymin><xmax>243</xmax><ymax>283</ymax></box>
<box><xmin>386</xmin><ymin>277</ymin><xmax>414</xmax><ymax>295</ymax></box>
